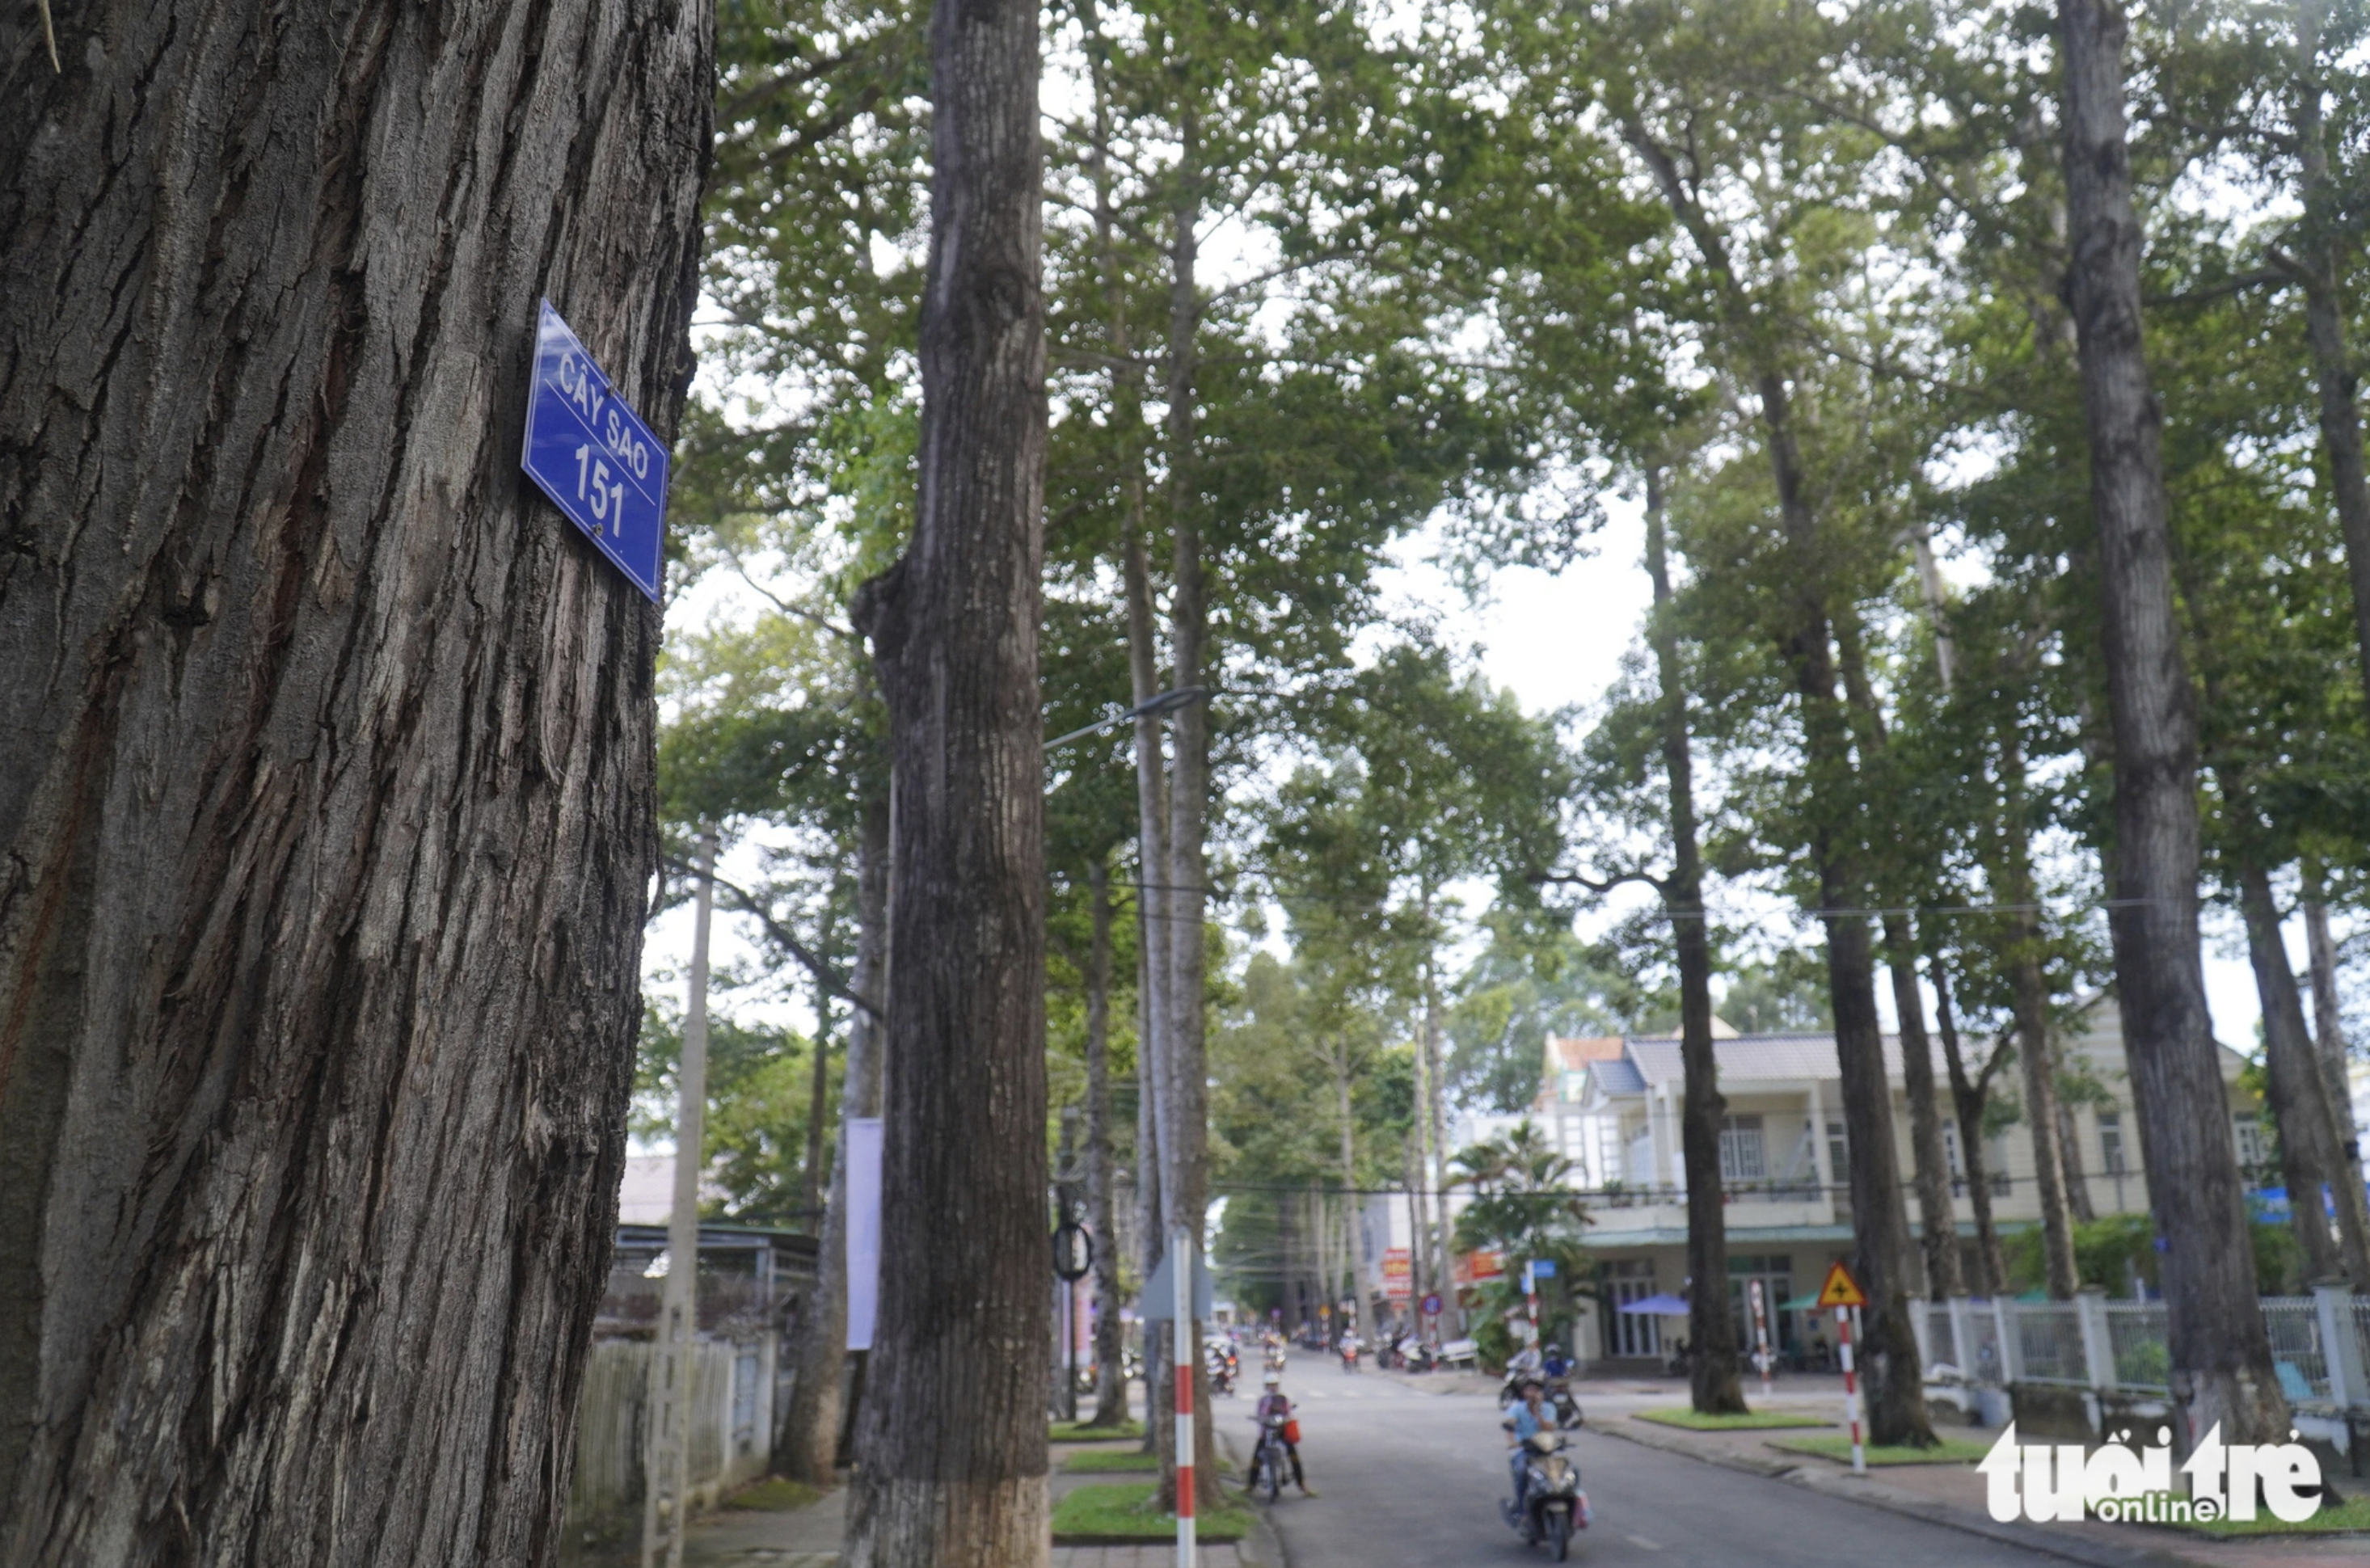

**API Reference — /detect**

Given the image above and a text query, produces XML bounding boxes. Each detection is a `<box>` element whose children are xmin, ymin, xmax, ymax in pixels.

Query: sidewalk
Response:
<box><xmin>1592</xmin><ymin>1402</ymin><xmax>2368</xmax><ymax>1568</ymax></box>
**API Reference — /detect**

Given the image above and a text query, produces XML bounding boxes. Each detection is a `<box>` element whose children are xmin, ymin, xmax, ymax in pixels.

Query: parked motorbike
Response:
<box><xmin>1500</xmin><ymin>1430</ymin><xmax>1588</xmax><ymax>1561</ymax></box>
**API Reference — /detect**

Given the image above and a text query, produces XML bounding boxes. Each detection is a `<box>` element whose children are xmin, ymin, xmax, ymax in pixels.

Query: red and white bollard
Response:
<box><xmin>1174</xmin><ymin>1227</ymin><xmax>1197</xmax><ymax>1568</ymax></box>
<box><xmin>1836</xmin><ymin>1304</ymin><xmax>1864</xmax><ymax>1474</ymax></box>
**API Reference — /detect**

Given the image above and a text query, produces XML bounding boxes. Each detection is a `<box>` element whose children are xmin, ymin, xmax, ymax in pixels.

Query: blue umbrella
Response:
<box><xmin>1616</xmin><ymin>1293</ymin><xmax>1691</xmax><ymax>1315</ymax></box>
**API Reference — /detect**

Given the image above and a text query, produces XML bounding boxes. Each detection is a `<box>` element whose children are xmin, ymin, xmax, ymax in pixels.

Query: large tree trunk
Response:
<box><xmin>778</xmin><ymin>796</ymin><xmax>890</xmax><ymax>1482</ymax></box>
<box><xmin>1156</xmin><ymin>112</ymin><xmax>1221</xmax><ymax>1512</ymax></box>
<box><xmin>1085</xmin><ymin>859</ymin><xmax>1131</xmax><ymax>1427</ymax></box>
<box><xmin>1932</xmin><ymin>961</ymin><xmax>2010</xmax><ymax>1297</ymax></box>
<box><xmin>1643</xmin><ymin>467</ymin><xmax>1746</xmax><ymax>1416</ymax></box>
<box><xmin>1828</xmin><ymin>613</ymin><xmax>1963</xmax><ymax>1303</ymax></box>
<box><xmin>2281</xmin><ymin>2</ymin><xmax>2370</xmax><ymax>712</ymax></box>
<box><xmin>2237</xmin><ymin>862</ymin><xmax>2370</xmax><ymax>1288</ymax></box>
<box><xmin>2057</xmin><ymin>0</ymin><xmax>2285</xmax><ymax>1445</ymax></box>
<box><xmin>2011</xmin><ymin>963</ymin><xmax>2081</xmax><ymax>1298</ymax></box>
<box><xmin>0</xmin><ymin>3</ymin><xmax>708</xmax><ymax>1558</ymax></box>
<box><xmin>841</xmin><ymin>0</ymin><xmax>1049</xmax><ymax>1549</ymax></box>
<box><xmin>1756</xmin><ymin>371</ymin><xmax>1934</xmax><ymax>1447</ymax></box>
<box><xmin>1989</xmin><ymin>719</ymin><xmax>2081</xmax><ymax>1296</ymax></box>
<box><xmin>1887</xmin><ymin>941</ymin><xmax>1963</xmax><ymax>1298</ymax></box>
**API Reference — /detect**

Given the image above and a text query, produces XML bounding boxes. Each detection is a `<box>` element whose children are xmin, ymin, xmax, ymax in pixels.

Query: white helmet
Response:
<box><xmin>1263</xmin><ymin>1372</ymin><xmax>1282</xmax><ymax>1389</ymax></box>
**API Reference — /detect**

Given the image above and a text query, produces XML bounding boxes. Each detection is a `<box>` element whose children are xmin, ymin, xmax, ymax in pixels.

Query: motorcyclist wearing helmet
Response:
<box><xmin>1504</xmin><ymin>1377</ymin><xmax>1550</xmax><ymax>1507</ymax></box>
<box><xmin>1254</xmin><ymin>1372</ymin><xmax>1314</xmax><ymax>1495</ymax></box>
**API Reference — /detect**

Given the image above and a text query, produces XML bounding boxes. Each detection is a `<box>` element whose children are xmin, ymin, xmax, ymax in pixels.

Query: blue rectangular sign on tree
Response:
<box><xmin>520</xmin><ymin>300</ymin><xmax>668</xmax><ymax>601</ymax></box>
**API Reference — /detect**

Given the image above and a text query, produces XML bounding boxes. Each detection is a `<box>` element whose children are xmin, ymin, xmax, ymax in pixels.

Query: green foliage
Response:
<box><xmin>1998</xmin><ymin>1212</ymin><xmax>2310</xmax><ymax>1299</ymax></box>
<box><xmin>636</xmin><ymin>1001</ymin><xmax>833</xmax><ymax>1228</ymax></box>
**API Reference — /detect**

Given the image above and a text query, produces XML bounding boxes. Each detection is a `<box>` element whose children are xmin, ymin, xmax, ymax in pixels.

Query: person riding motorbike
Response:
<box><xmin>1254</xmin><ymin>1372</ymin><xmax>1314</xmax><ymax>1496</ymax></box>
<box><xmin>1504</xmin><ymin>1378</ymin><xmax>1551</xmax><ymax>1507</ymax></box>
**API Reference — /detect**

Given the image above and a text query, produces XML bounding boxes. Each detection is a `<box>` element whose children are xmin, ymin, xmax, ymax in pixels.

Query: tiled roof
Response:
<box><xmin>1588</xmin><ymin>1057</ymin><xmax>1647</xmax><ymax>1096</ymax></box>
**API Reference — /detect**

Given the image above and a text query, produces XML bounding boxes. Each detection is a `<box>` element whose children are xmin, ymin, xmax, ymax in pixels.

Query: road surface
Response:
<box><xmin>1242</xmin><ymin>1352</ymin><xmax>2063</xmax><ymax>1566</ymax></box>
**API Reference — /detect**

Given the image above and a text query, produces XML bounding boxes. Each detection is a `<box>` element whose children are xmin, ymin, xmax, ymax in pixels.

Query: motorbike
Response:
<box><xmin>1501</xmin><ymin>1430</ymin><xmax>1589</xmax><ymax>1561</ymax></box>
<box><xmin>1206</xmin><ymin>1347</ymin><xmax>1238</xmax><ymax>1396</ymax></box>
<box><xmin>1546</xmin><ymin>1376</ymin><xmax>1584</xmax><ymax>1431</ymax></box>
<box><xmin>1395</xmin><ymin>1335</ymin><xmax>1438</xmax><ymax>1373</ymax></box>
<box><xmin>1249</xmin><ymin>1411</ymin><xmax>1292</xmax><ymax>1503</ymax></box>
<box><xmin>1338</xmin><ymin>1340</ymin><xmax>1360</xmax><ymax>1374</ymax></box>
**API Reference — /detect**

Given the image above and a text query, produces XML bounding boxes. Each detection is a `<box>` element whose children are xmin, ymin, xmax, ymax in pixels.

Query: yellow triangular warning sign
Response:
<box><xmin>1815</xmin><ymin>1260</ymin><xmax>1866</xmax><ymax>1309</ymax></box>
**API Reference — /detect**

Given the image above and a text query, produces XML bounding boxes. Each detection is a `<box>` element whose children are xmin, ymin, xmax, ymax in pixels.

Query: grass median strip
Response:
<box><xmin>1769</xmin><ymin>1434</ymin><xmax>1993</xmax><ymax>1466</ymax></box>
<box><xmin>1050</xmin><ymin>1482</ymin><xmax>1251</xmax><ymax>1544</ymax></box>
<box><xmin>1050</xmin><ymin>1419</ymin><xmax>1145</xmax><ymax>1443</ymax></box>
<box><xmin>1634</xmin><ymin>1408</ymin><xmax>1833</xmax><ymax>1431</ymax></box>
<box><xmin>2177</xmin><ymin>1495</ymin><xmax>2370</xmax><ymax>1536</ymax></box>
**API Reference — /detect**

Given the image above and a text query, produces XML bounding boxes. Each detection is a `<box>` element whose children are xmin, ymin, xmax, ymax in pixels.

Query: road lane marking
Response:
<box><xmin>1625</xmin><ymin>1533</ymin><xmax>1664</xmax><ymax>1551</ymax></box>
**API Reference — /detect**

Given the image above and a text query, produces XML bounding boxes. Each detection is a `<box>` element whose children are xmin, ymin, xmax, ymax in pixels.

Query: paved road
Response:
<box><xmin>1244</xmin><ymin>1352</ymin><xmax>2067</xmax><ymax>1566</ymax></box>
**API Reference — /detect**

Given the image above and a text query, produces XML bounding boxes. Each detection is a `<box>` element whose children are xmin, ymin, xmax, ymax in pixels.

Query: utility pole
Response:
<box><xmin>642</xmin><ymin>832</ymin><xmax>715</xmax><ymax>1568</ymax></box>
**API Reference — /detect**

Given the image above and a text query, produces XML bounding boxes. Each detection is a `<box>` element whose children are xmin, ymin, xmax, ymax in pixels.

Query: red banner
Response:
<box><xmin>1381</xmin><ymin>1247</ymin><xmax>1412</xmax><ymax>1301</ymax></box>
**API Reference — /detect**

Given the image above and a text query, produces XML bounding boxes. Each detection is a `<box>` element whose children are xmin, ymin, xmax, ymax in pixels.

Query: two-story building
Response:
<box><xmin>1544</xmin><ymin>997</ymin><xmax>2262</xmax><ymax>1368</ymax></box>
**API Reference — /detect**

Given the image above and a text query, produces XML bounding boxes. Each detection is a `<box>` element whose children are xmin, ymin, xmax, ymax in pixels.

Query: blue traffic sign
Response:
<box><xmin>1530</xmin><ymin>1258</ymin><xmax>1557</xmax><ymax>1278</ymax></box>
<box><xmin>521</xmin><ymin>301</ymin><xmax>668</xmax><ymax>600</ymax></box>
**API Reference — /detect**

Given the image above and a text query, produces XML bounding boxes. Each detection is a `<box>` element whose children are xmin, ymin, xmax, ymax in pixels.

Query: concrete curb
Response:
<box><xmin>1593</xmin><ymin>1416</ymin><xmax>2225</xmax><ymax>1568</ymax></box>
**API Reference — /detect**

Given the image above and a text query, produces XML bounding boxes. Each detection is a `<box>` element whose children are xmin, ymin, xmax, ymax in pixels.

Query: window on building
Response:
<box><xmin>1626</xmin><ymin>1125</ymin><xmax>1654</xmax><ymax>1187</ymax></box>
<box><xmin>1987</xmin><ymin>1132</ymin><xmax>2013</xmax><ymax>1196</ymax></box>
<box><xmin>2098</xmin><ymin>1111</ymin><xmax>2125</xmax><ymax>1176</ymax></box>
<box><xmin>1719</xmin><ymin>1115</ymin><xmax>1766</xmax><ymax>1182</ymax></box>
<box><xmin>1825</xmin><ymin>1119</ymin><xmax>1850</xmax><ymax>1188</ymax></box>
<box><xmin>2234</xmin><ymin>1114</ymin><xmax>2269</xmax><ymax>1174</ymax></box>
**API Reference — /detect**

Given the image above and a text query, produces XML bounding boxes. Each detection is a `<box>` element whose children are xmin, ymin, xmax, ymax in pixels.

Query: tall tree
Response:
<box><xmin>0</xmin><ymin>2</ymin><xmax>710</xmax><ymax>1555</ymax></box>
<box><xmin>2055</xmin><ymin>0</ymin><xmax>2285</xmax><ymax>1443</ymax></box>
<box><xmin>841</xmin><ymin>0</ymin><xmax>1050</xmax><ymax>1552</ymax></box>
<box><xmin>1643</xmin><ymin>468</ymin><xmax>1749</xmax><ymax>1414</ymax></box>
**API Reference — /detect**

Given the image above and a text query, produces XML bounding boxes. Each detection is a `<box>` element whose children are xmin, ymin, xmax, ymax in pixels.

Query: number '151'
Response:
<box><xmin>575</xmin><ymin>445</ymin><xmax>626</xmax><ymax>533</ymax></box>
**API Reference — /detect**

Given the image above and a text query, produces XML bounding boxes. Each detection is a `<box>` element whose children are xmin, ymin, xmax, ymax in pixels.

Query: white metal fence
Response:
<box><xmin>1931</xmin><ymin>1285</ymin><xmax>2369</xmax><ymax>1413</ymax></box>
<box><xmin>2015</xmin><ymin>1302</ymin><xmax>2088</xmax><ymax>1386</ymax></box>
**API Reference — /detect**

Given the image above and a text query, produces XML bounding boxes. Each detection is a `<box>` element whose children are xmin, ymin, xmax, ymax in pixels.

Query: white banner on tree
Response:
<box><xmin>844</xmin><ymin>1116</ymin><xmax>883</xmax><ymax>1351</ymax></box>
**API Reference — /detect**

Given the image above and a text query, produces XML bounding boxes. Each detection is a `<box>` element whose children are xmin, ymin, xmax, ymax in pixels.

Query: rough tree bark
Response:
<box><xmin>841</xmin><ymin>0</ymin><xmax>1050</xmax><ymax>1550</ymax></box>
<box><xmin>778</xmin><ymin>794</ymin><xmax>889</xmax><ymax>1482</ymax></box>
<box><xmin>1084</xmin><ymin>858</ymin><xmax>1131</xmax><ymax>1427</ymax></box>
<box><xmin>1642</xmin><ymin>468</ymin><xmax>1746</xmax><ymax>1416</ymax></box>
<box><xmin>2056</xmin><ymin>0</ymin><xmax>2285</xmax><ymax>1444</ymax></box>
<box><xmin>0</xmin><ymin>2</ymin><xmax>710</xmax><ymax>1559</ymax></box>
